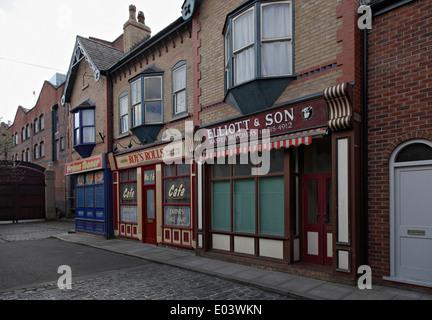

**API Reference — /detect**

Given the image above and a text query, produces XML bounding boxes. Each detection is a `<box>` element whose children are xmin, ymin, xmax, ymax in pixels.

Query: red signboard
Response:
<box><xmin>203</xmin><ymin>99</ymin><xmax>327</xmax><ymax>147</ymax></box>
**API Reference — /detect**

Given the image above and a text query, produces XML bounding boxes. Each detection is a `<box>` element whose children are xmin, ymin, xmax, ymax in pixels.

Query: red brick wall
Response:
<box><xmin>367</xmin><ymin>0</ymin><xmax>432</xmax><ymax>281</ymax></box>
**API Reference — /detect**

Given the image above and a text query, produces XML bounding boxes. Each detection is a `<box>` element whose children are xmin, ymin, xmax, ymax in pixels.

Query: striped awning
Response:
<box><xmin>199</xmin><ymin>127</ymin><xmax>327</xmax><ymax>161</ymax></box>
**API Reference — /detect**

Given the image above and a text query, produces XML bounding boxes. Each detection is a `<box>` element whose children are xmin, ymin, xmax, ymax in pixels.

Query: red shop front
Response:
<box><xmin>110</xmin><ymin>142</ymin><xmax>196</xmax><ymax>249</ymax></box>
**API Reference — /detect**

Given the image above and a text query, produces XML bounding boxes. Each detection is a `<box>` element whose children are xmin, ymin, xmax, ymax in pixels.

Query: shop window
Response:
<box><xmin>75</xmin><ymin>171</ymin><xmax>105</xmax><ymax>233</ymax></box>
<box><xmin>223</xmin><ymin>0</ymin><xmax>295</xmax><ymax>114</ymax></box>
<box><xmin>172</xmin><ymin>61</ymin><xmax>187</xmax><ymax>117</ymax></box>
<box><xmin>119</xmin><ymin>170</ymin><xmax>138</xmax><ymax>224</ymax></box>
<box><xmin>163</xmin><ymin>164</ymin><xmax>191</xmax><ymax>228</ymax></box>
<box><xmin>210</xmin><ymin>149</ymin><xmax>285</xmax><ymax>236</ymax></box>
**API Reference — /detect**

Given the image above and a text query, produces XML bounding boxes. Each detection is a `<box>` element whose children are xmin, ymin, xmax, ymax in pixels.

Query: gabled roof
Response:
<box><xmin>62</xmin><ymin>36</ymin><xmax>125</xmax><ymax>105</ymax></box>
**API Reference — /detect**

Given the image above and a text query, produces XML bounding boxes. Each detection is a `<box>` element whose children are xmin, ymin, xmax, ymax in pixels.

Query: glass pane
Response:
<box><xmin>235</xmin><ymin>47</ymin><xmax>255</xmax><ymax>85</ymax></box>
<box><xmin>129</xmin><ymin>170</ymin><xmax>137</xmax><ymax>181</ymax></box>
<box><xmin>120</xmin><ymin>96</ymin><xmax>128</xmax><ymax>116</ymax></box>
<box><xmin>83</xmin><ymin>127</ymin><xmax>95</xmax><ymax>143</ymax></box>
<box><xmin>145</xmin><ymin>77</ymin><xmax>162</xmax><ymax>100</ymax></box>
<box><xmin>212</xmin><ymin>163</ymin><xmax>230</xmax><ymax>178</ymax></box>
<box><xmin>212</xmin><ymin>181</ymin><xmax>231</xmax><ymax>231</ymax></box>
<box><xmin>82</xmin><ymin>109</ymin><xmax>95</xmax><ymax>126</ymax></box>
<box><xmin>164</xmin><ymin>164</ymin><xmax>176</xmax><ymax>177</ymax></box>
<box><xmin>234</xmin><ymin>179</ymin><xmax>255</xmax><ymax>233</ymax></box>
<box><xmin>74</xmin><ymin>112</ymin><xmax>80</xmax><ymax>129</ymax></box>
<box><xmin>120</xmin><ymin>182</ymin><xmax>137</xmax><ymax>204</ymax></box>
<box><xmin>234</xmin><ymin>9</ymin><xmax>254</xmax><ymax>51</ymax></box>
<box><xmin>396</xmin><ymin>143</ymin><xmax>432</xmax><ymax>162</ymax></box>
<box><xmin>131</xmin><ymin>79</ymin><xmax>141</xmax><ymax>105</ymax></box>
<box><xmin>145</xmin><ymin>101</ymin><xmax>162</xmax><ymax>124</ymax></box>
<box><xmin>233</xmin><ymin>156</ymin><xmax>254</xmax><ymax>177</ymax></box>
<box><xmin>262</xmin><ymin>3</ymin><xmax>291</xmax><ymax>40</ymax></box>
<box><xmin>121</xmin><ymin>115</ymin><xmax>129</xmax><ymax>133</ymax></box>
<box><xmin>146</xmin><ymin>189</ymin><xmax>155</xmax><ymax>219</ymax></box>
<box><xmin>76</xmin><ymin>188</ymin><xmax>85</xmax><ymax>208</ymax></box>
<box><xmin>175</xmin><ymin>90</ymin><xmax>187</xmax><ymax>114</ymax></box>
<box><xmin>95</xmin><ymin>184</ymin><xmax>105</xmax><ymax>208</ymax></box>
<box><xmin>164</xmin><ymin>177</ymin><xmax>190</xmax><ymax>204</ymax></box>
<box><xmin>144</xmin><ymin>170</ymin><xmax>155</xmax><ymax>185</ymax></box>
<box><xmin>268</xmin><ymin>149</ymin><xmax>285</xmax><ymax>174</ymax></box>
<box><xmin>174</xmin><ymin>66</ymin><xmax>186</xmax><ymax>91</ymax></box>
<box><xmin>74</xmin><ymin>128</ymin><xmax>80</xmax><ymax>145</ymax></box>
<box><xmin>259</xmin><ymin>177</ymin><xmax>284</xmax><ymax>236</ymax></box>
<box><xmin>177</xmin><ymin>164</ymin><xmax>190</xmax><ymax>176</ymax></box>
<box><xmin>133</xmin><ymin>104</ymin><xmax>143</xmax><ymax>126</ymax></box>
<box><xmin>307</xmin><ymin>179</ymin><xmax>319</xmax><ymax>224</ymax></box>
<box><xmin>85</xmin><ymin>186</ymin><xmax>94</xmax><ymax>208</ymax></box>
<box><xmin>120</xmin><ymin>172</ymin><xmax>128</xmax><ymax>182</ymax></box>
<box><xmin>262</xmin><ymin>41</ymin><xmax>291</xmax><ymax>76</ymax></box>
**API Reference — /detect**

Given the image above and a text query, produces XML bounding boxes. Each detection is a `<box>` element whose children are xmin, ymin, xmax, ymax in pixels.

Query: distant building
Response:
<box><xmin>8</xmin><ymin>77</ymin><xmax>67</xmax><ymax>212</ymax></box>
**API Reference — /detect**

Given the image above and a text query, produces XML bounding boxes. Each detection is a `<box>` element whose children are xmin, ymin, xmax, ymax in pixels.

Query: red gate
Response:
<box><xmin>0</xmin><ymin>161</ymin><xmax>45</xmax><ymax>222</ymax></box>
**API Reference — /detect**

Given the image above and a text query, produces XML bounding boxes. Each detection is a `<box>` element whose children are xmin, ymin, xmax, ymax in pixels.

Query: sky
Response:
<box><xmin>0</xmin><ymin>0</ymin><xmax>184</xmax><ymax>124</ymax></box>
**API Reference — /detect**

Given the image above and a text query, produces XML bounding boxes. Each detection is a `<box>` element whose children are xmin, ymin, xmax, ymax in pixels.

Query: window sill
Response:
<box><xmin>169</xmin><ymin>112</ymin><xmax>191</xmax><ymax>123</ymax></box>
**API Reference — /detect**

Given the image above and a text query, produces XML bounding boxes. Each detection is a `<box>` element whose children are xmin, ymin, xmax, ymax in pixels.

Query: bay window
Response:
<box><xmin>223</xmin><ymin>1</ymin><xmax>295</xmax><ymax>114</ymax></box>
<box><xmin>130</xmin><ymin>75</ymin><xmax>163</xmax><ymax>127</ymax></box>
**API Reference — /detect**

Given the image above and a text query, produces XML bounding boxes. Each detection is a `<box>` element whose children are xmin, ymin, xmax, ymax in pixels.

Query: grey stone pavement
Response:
<box><xmin>2</xmin><ymin>219</ymin><xmax>432</xmax><ymax>301</ymax></box>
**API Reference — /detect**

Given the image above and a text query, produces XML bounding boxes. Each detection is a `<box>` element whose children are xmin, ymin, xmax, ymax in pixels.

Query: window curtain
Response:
<box><xmin>261</xmin><ymin>3</ymin><xmax>292</xmax><ymax>76</ymax></box>
<box><xmin>234</xmin><ymin>10</ymin><xmax>255</xmax><ymax>85</ymax></box>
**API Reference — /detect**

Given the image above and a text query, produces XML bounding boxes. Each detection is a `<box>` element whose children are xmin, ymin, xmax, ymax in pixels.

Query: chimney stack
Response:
<box><xmin>123</xmin><ymin>5</ymin><xmax>151</xmax><ymax>53</ymax></box>
<box><xmin>129</xmin><ymin>5</ymin><xmax>137</xmax><ymax>21</ymax></box>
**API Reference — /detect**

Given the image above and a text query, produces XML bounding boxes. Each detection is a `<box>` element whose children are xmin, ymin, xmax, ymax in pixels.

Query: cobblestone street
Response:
<box><xmin>0</xmin><ymin>220</ymin><xmax>291</xmax><ymax>301</ymax></box>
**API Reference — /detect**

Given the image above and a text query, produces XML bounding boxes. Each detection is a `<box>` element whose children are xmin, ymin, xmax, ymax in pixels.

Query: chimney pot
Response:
<box><xmin>129</xmin><ymin>5</ymin><xmax>137</xmax><ymax>21</ymax></box>
<box><xmin>138</xmin><ymin>11</ymin><xmax>145</xmax><ymax>24</ymax></box>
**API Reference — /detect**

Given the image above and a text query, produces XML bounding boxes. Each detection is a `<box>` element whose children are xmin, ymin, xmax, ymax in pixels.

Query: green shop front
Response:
<box><xmin>65</xmin><ymin>154</ymin><xmax>113</xmax><ymax>238</ymax></box>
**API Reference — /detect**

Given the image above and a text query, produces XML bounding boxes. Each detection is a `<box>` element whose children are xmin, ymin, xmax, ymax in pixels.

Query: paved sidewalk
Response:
<box><xmin>55</xmin><ymin>232</ymin><xmax>432</xmax><ymax>300</ymax></box>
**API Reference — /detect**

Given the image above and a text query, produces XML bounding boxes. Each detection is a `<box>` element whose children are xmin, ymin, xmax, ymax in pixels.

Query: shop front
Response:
<box><xmin>65</xmin><ymin>154</ymin><xmax>113</xmax><ymax>238</ymax></box>
<box><xmin>111</xmin><ymin>142</ymin><xmax>196</xmax><ymax>248</ymax></box>
<box><xmin>196</xmin><ymin>87</ymin><xmax>363</xmax><ymax>280</ymax></box>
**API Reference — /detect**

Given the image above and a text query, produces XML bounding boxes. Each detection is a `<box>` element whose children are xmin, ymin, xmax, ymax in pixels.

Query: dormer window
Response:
<box><xmin>223</xmin><ymin>0</ymin><xmax>295</xmax><ymax>115</ymax></box>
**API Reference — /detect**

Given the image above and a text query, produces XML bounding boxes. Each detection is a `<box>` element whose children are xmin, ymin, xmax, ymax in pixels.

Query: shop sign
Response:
<box><xmin>65</xmin><ymin>154</ymin><xmax>104</xmax><ymax>175</ymax></box>
<box><xmin>164</xmin><ymin>206</ymin><xmax>191</xmax><ymax>227</ymax></box>
<box><xmin>121</xmin><ymin>206</ymin><xmax>138</xmax><ymax>223</ymax></box>
<box><xmin>164</xmin><ymin>177</ymin><xmax>190</xmax><ymax>204</ymax></box>
<box><xmin>115</xmin><ymin>142</ymin><xmax>184</xmax><ymax>169</ymax></box>
<box><xmin>120</xmin><ymin>184</ymin><xmax>137</xmax><ymax>203</ymax></box>
<box><xmin>203</xmin><ymin>99</ymin><xmax>327</xmax><ymax>147</ymax></box>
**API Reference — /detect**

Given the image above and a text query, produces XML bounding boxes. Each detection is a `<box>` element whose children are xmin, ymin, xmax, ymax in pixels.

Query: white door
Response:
<box><xmin>395</xmin><ymin>165</ymin><xmax>432</xmax><ymax>282</ymax></box>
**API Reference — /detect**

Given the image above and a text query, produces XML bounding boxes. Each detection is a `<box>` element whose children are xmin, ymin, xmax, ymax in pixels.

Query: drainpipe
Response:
<box><xmin>362</xmin><ymin>26</ymin><xmax>369</xmax><ymax>266</ymax></box>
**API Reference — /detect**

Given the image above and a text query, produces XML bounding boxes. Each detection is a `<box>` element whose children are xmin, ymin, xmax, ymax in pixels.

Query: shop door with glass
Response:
<box><xmin>143</xmin><ymin>168</ymin><xmax>157</xmax><ymax>245</ymax></box>
<box><xmin>303</xmin><ymin>174</ymin><xmax>332</xmax><ymax>266</ymax></box>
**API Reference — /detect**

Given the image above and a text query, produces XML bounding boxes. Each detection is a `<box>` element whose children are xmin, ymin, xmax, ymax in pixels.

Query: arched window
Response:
<box><xmin>395</xmin><ymin>142</ymin><xmax>432</xmax><ymax>163</ymax></box>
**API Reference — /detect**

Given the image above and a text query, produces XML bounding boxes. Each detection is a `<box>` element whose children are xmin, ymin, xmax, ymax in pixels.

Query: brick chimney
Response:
<box><xmin>123</xmin><ymin>5</ymin><xmax>151</xmax><ymax>53</ymax></box>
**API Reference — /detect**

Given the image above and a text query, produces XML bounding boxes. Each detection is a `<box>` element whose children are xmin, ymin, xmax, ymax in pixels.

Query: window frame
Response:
<box><xmin>172</xmin><ymin>61</ymin><xmax>188</xmax><ymax>117</ymax></box>
<box><xmin>119</xmin><ymin>92</ymin><xmax>129</xmax><ymax>135</ymax></box>
<box><xmin>224</xmin><ymin>0</ymin><xmax>294</xmax><ymax>90</ymax></box>
<box><xmin>210</xmin><ymin>149</ymin><xmax>288</xmax><ymax>239</ymax></box>
<box><xmin>129</xmin><ymin>74</ymin><xmax>164</xmax><ymax>127</ymax></box>
<box><xmin>72</xmin><ymin>108</ymin><xmax>96</xmax><ymax>147</ymax></box>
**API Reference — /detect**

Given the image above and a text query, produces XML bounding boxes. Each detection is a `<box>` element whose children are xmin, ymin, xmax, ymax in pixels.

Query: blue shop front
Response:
<box><xmin>65</xmin><ymin>154</ymin><xmax>113</xmax><ymax>238</ymax></box>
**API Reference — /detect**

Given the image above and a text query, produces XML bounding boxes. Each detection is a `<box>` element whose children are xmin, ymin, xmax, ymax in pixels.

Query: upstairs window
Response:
<box><xmin>130</xmin><ymin>75</ymin><xmax>163</xmax><ymax>127</ymax></box>
<box><xmin>119</xmin><ymin>92</ymin><xmax>129</xmax><ymax>135</ymax></box>
<box><xmin>224</xmin><ymin>1</ymin><xmax>293</xmax><ymax>89</ymax></box>
<box><xmin>73</xmin><ymin>109</ymin><xmax>95</xmax><ymax>146</ymax></box>
<box><xmin>172</xmin><ymin>62</ymin><xmax>187</xmax><ymax>116</ymax></box>
<box><xmin>223</xmin><ymin>0</ymin><xmax>294</xmax><ymax>115</ymax></box>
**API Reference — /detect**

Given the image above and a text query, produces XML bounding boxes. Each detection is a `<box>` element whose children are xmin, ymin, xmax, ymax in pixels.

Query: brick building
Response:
<box><xmin>8</xmin><ymin>77</ymin><xmax>68</xmax><ymax>212</ymax></box>
<box><xmin>62</xmin><ymin>5</ymin><xmax>149</xmax><ymax>237</ymax></box>
<box><xmin>106</xmin><ymin>0</ymin><xmax>366</xmax><ymax>284</ymax></box>
<box><xmin>367</xmin><ymin>0</ymin><xmax>432</xmax><ymax>289</ymax></box>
